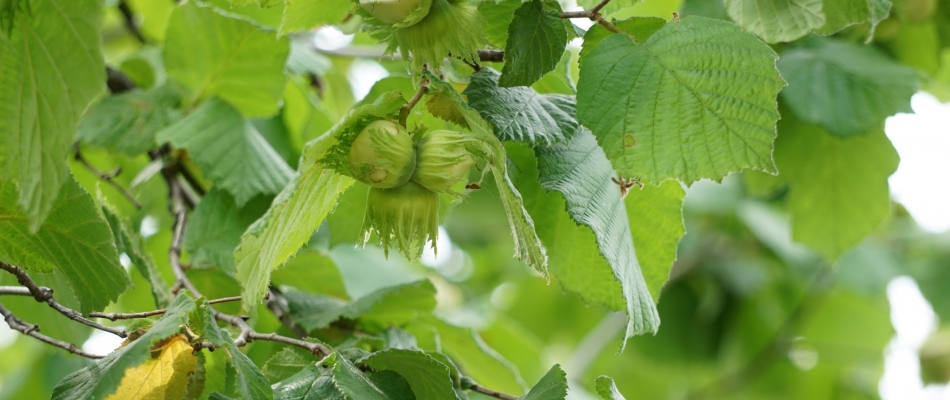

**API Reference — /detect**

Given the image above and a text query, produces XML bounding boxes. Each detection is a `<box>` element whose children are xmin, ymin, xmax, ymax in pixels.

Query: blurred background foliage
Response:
<box><xmin>3</xmin><ymin>0</ymin><xmax>950</xmax><ymax>398</ymax></box>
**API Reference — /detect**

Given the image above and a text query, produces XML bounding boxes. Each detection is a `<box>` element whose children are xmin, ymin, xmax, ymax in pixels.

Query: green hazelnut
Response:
<box><xmin>348</xmin><ymin>120</ymin><xmax>416</xmax><ymax>189</ymax></box>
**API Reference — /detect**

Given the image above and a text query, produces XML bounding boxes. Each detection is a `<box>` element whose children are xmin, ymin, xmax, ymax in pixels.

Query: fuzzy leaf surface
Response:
<box><xmin>576</xmin><ymin>17</ymin><xmax>785</xmax><ymax>185</ymax></box>
<box><xmin>464</xmin><ymin>68</ymin><xmax>576</xmax><ymax>145</ymax></box>
<box><xmin>360</xmin><ymin>349</ymin><xmax>456</xmax><ymax>399</ymax></box>
<box><xmin>157</xmin><ymin>98</ymin><xmax>294</xmax><ymax>205</ymax></box>
<box><xmin>76</xmin><ymin>86</ymin><xmax>182</xmax><ymax>156</ymax></box>
<box><xmin>164</xmin><ymin>2</ymin><xmax>289</xmax><ymax>117</ymax></box>
<box><xmin>724</xmin><ymin>0</ymin><xmax>825</xmax><ymax>43</ymax></box>
<box><xmin>0</xmin><ymin>0</ymin><xmax>105</xmax><ymax>231</ymax></box>
<box><xmin>778</xmin><ymin>37</ymin><xmax>916</xmax><ymax>138</ymax></box>
<box><xmin>331</xmin><ymin>354</ymin><xmax>390</xmax><ymax>400</ymax></box>
<box><xmin>0</xmin><ymin>179</ymin><xmax>130</xmax><ymax>314</ymax></box>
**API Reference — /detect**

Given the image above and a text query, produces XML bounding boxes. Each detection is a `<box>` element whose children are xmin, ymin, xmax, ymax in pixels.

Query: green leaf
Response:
<box><xmin>774</xmin><ymin>116</ymin><xmax>899</xmax><ymax>262</ymax></box>
<box><xmin>625</xmin><ymin>181</ymin><xmax>685</xmax><ymax>301</ymax></box>
<box><xmin>0</xmin><ymin>0</ymin><xmax>106</xmax><ymax>231</ymax></box>
<box><xmin>272</xmin><ymin>361</ymin><xmax>346</xmax><ymax>400</ymax></box>
<box><xmin>263</xmin><ymin>347</ymin><xmax>315</xmax><ymax>382</ymax></box>
<box><xmin>235</xmin><ymin>94</ymin><xmax>408</xmax><ymax>312</ymax></box>
<box><xmin>499</xmin><ymin>0</ymin><xmax>568</xmax><ymax>87</ymax></box>
<box><xmin>817</xmin><ymin>0</ymin><xmax>891</xmax><ymax>39</ymax></box>
<box><xmin>331</xmin><ymin>353</ymin><xmax>391</xmax><ymax>400</ymax></box>
<box><xmin>579</xmin><ymin>17</ymin><xmax>666</xmax><ymax>62</ymax></box>
<box><xmin>327</xmin><ymin>183</ymin><xmax>369</xmax><ymax>248</ymax></box>
<box><xmin>534</xmin><ymin>130</ymin><xmax>676</xmax><ymax>337</ymax></box>
<box><xmin>778</xmin><ymin>37</ymin><xmax>917</xmax><ymax>138</ymax></box>
<box><xmin>520</xmin><ymin>364</ymin><xmax>567</xmax><ymax>400</ymax></box>
<box><xmin>157</xmin><ymin>98</ymin><xmax>294</xmax><ymax>205</ymax></box>
<box><xmin>0</xmin><ymin>178</ymin><xmax>130</xmax><ymax>314</ymax></box>
<box><xmin>367</xmin><ymin>371</ymin><xmax>416</xmax><ymax>400</ymax></box>
<box><xmin>594</xmin><ymin>376</ymin><xmax>626</xmax><ymax>400</ymax></box>
<box><xmin>272</xmin><ymin>251</ymin><xmax>350</xmax><ymax>299</ymax></box>
<box><xmin>165</xmin><ymin>2</ymin><xmax>289</xmax><ymax>117</ymax></box>
<box><xmin>576</xmin><ymin>17</ymin><xmax>785</xmax><ymax>185</ymax></box>
<box><xmin>76</xmin><ymin>86</ymin><xmax>182</xmax><ymax>156</ymax></box>
<box><xmin>279</xmin><ymin>0</ymin><xmax>351</xmax><ymax>35</ymax></box>
<box><xmin>464</xmin><ymin>68</ymin><xmax>576</xmax><ymax>145</ymax></box>
<box><xmin>360</xmin><ymin>349</ymin><xmax>456</xmax><ymax>399</ymax></box>
<box><xmin>479</xmin><ymin>0</ymin><xmax>522</xmax><ymax>48</ymax></box>
<box><xmin>51</xmin><ymin>293</ymin><xmax>196</xmax><ymax>400</ymax></box>
<box><xmin>101</xmin><ymin>198</ymin><xmax>174</xmax><ymax>308</ymax></box>
<box><xmin>192</xmin><ymin>298</ymin><xmax>274</xmax><ymax>400</ymax></box>
<box><xmin>423</xmin><ymin>74</ymin><xmax>547</xmax><ymax>275</ymax></box>
<box><xmin>285</xmin><ymin>280</ymin><xmax>437</xmax><ymax>332</ymax></box>
<box><xmin>724</xmin><ymin>0</ymin><xmax>825</xmax><ymax>43</ymax></box>
<box><xmin>184</xmin><ymin>188</ymin><xmax>272</xmax><ymax>275</ymax></box>
<box><xmin>679</xmin><ymin>0</ymin><xmax>729</xmax><ymax>20</ymax></box>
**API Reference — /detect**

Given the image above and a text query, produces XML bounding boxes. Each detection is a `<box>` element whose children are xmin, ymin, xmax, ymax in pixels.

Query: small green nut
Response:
<box><xmin>411</xmin><ymin>130</ymin><xmax>475</xmax><ymax>193</ymax></box>
<box><xmin>348</xmin><ymin>120</ymin><xmax>416</xmax><ymax>189</ymax></box>
<box><xmin>359</xmin><ymin>180</ymin><xmax>440</xmax><ymax>260</ymax></box>
<box><xmin>359</xmin><ymin>0</ymin><xmax>432</xmax><ymax>27</ymax></box>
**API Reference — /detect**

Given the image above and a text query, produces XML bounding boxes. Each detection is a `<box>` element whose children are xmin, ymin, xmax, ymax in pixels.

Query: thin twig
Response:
<box><xmin>74</xmin><ymin>143</ymin><xmax>142</xmax><ymax>209</ymax></box>
<box><xmin>214</xmin><ymin>311</ymin><xmax>330</xmax><ymax>356</ymax></box>
<box><xmin>559</xmin><ymin>0</ymin><xmax>624</xmax><ymax>35</ymax></box>
<box><xmin>399</xmin><ymin>77</ymin><xmax>429</xmax><ymax>127</ymax></box>
<box><xmin>117</xmin><ymin>0</ymin><xmax>146</xmax><ymax>44</ymax></box>
<box><xmin>588</xmin><ymin>0</ymin><xmax>613</xmax><ymax>13</ymax></box>
<box><xmin>0</xmin><ymin>263</ymin><xmax>128</xmax><ymax>338</ymax></box>
<box><xmin>0</xmin><ymin>286</ymin><xmax>31</xmax><ymax>296</ymax></box>
<box><xmin>0</xmin><ymin>302</ymin><xmax>104</xmax><ymax>359</ymax></box>
<box><xmin>469</xmin><ymin>384</ymin><xmax>518</xmax><ymax>400</ymax></box>
<box><xmin>89</xmin><ymin>295</ymin><xmax>245</xmax><ymax>321</ymax></box>
<box><xmin>266</xmin><ymin>286</ymin><xmax>310</xmax><ymax>338</ymax></box>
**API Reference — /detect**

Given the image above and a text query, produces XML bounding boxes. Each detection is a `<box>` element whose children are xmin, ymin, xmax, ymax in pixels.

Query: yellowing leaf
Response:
<box><xmin>105</xmin><ymin>335</ymin><xmax>198</xmax><ymax>400</ymax></box>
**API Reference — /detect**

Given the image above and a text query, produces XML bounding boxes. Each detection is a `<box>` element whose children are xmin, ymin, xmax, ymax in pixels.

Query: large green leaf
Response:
<box><xmin>464</xmin><ymin>68</ymin><xmax>576</xmax><ymax>145</ymax></box>
<box><xmin>192</xmin><ymin>298</ymin><xmax>274</xmax><ymax>400</ymax></box>
<box><xmin>164</xmin><ymin>2</ymin><xmax>289</xmax><ymax>117</ymax></box>
<box><xmin>331</xmin><ymin>353</ymin><xmax>390</xmax><ymax>400</ymax></box>
<box><xmin>0</xmin><ymin>179</ymin><xmax>130</xmax><ymax>314</ymax></box>
<box><xmin>284</xmin><ymin>280</ymin><xmax>437</xmax><ymax>332</ymax></box>
<box><xmin>479</xmin><ymin>0</ymin><xmax>521</xmax><ymax>48</ymax></box>
<box><xmin>279</xmin><ymin>0</ymin><xmax>351</xmax><ymax>35</ymax></box>
<box><xmin>576</xmin><ymin>17</ymin><xmax>785</xmax><ymax>185</ymax></box>
<box><xmin>724</xmin><ymin>0</ymin><xmax>825</xmax><ymax>43</ymax></box>
<box><xmin>234</xmin><ymin>95</ymin><xmax>408</xmax><ymax>313</ymax></box>
<box><xmin>499</xmin><ymin>0</ymin><xmax>568</xmax><ymax>87</ymax></box>
<box><xmin>51</xmin><ymin>294</ymin><xmax>196</xmax><ymax>400</ymax></box>
<box><xmin>624</xmin><ymin>181</ymin><xmax>685</xmax><ymax>301</ymax></box>
<box><xmin>184</xmin><ymin>188</ymin><xmax>272</xmax><ymax>275</ymax></box>
<box><xmin>157</xmin><ymin>98</ymin><xmax>294</xmax><ymax>205</ymax></box>
<box><xmin>271</xmin><ymin>251</ymin><xmax>350</xmax><ymax>299</ymax></box>
<box><xmin>424</xmin><ymin>74</ymin><xmax>547</xmax><ymax>274</ymax></box>
<box><xmin>520</xmin><ymin>364</ymin><xmax>567</xmax><ymax>400</ymax></box>
<box><xmin>359</xmin><ymin>349</ymin><xmax>456</xmax><ymax>399</ymax></box>
<box><xmin>778</xmin><ymin>37</ymin><xmax>917</xmax><ymax>138</ymax></box>
<box><xmin>594</xmin><ymin>376</ymin><xmax>626</xmax><ymax>400</ymax></box>
<box><xmin>272</xmin><ymin>362</ymin><xmax>346</xmax><ymax>400</ymax></box>
<box><xmin>76</xmin><ymin>86</ymin><xmax>182</xmax><ymax>156</ymax></box>
<box><xmin>0</xmin><ymin>0</ymin><xmax>105</xmax><ymax>232</ymax></box>
<box><xmin>534</xmin><ymin>130</ymin><xmax>681</xmax><ymax>337</ymax></box>
<box><xmin>774</xmin><ymin>116</ymin><xmax>899</xmax><ymax>262</ymax></box>
<box><xmin>101</xmin><ymin>199</ymin><xmax>174</xmax><ymax>309</ymax></box>
<box><xmin>817</xmin><ymin>0</ymin><xmax>891</xmax><ymax>38</ymax></box>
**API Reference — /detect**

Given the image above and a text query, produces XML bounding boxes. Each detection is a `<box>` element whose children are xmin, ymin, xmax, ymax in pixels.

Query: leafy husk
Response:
<box><xmin>385</xmin><ymin>0</ymin><xmax>486</xmax><ymax>74</ymax></box>
<box><xmin>411</xmin><ymin>129</ymin><xmax>480</xmax><ymax>194</ymax></box>
<box><xmin>347</xmin><ymin>120</ymin><xmax>417</xmax><ymax>188</ymax></box>
<box><xmin>359</xmin><ymin>180</ymin><xmax>440</xmax><ymax>260</ymax></box>
<box><xmin>360</xmin><ymin>0</ymin><xmax>433</xmax><ymax>27</ymax></box>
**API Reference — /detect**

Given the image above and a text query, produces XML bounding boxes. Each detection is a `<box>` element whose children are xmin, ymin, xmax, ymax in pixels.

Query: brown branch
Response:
<box><xmin>214</xmin><ymin>311</ymin><xmax>330</xmax><ymax>356</ymax></box>
<box><xmin>0</xmin><ymin>263</ymin><xmax>128</xmax><ymax>338</ymax></box>
<box><xmin>399</xmin><ymin>76</ymin><xmax>429</xmax><ymax>127</ymax></box>
<box><xmin>74</xmin><ymin>143</ymin><xmax>142</xmax><ymax>209</ymax></box>
<box><xmin>477</xmin><ymin>50</ymin><xmax>504</xmax><ymax>63</ymax></box>
<box><xmin>89</xmin><ymin>295</ymin><xmax>245</xmax><ymax>321</ymax></box>
<box><xmin>117</xmin><ymin>0</ymin><xmax>146</xmax><ymax>44</ymax></box>
<box><xmin>0</xmin><ymin>302</ymin><xmax>104</xmax><ymax>359</ymax></box>
<box><xmin>469</xmin><ymin>384</ymin><xmax>518</xmax><ymax>400</ymax></box>
<box><xmin>559</xmin><ymin>0</ymin><xmax>625</xmax><ymax>35</ymax></box>
<box><xmin>0</xmin><ymin>286</ymin><xmax>31</xmax><ymax>296</ymax></box>
<box><xmin>267</xmin><ymin>286</ymin><xmax>310</xmax><ymax>338</ymax></box>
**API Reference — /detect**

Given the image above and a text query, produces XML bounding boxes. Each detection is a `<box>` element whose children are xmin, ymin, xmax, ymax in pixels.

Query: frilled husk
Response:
<box><xmin>359</xmin><ymin>0</ymin><xmax>432</xmax><ymax>27</ymax></box>
<box><xmin>386</xmin><ymin>0</ymin><xmax>485</xmax><ymax>73</ymax></box>
<box><xmin>359</xmin><ymin>181</ymin><xmax>439</xmax><ymax>260</ymax></box>
<box><xmin>411</xmin><ymin>130</ymin><xmax>476</xmax><ymax>193</ymax></box>
<box><xmin>347</xmin><ymin>120</ymin><xmax>417</xmax><ymax>188</ymax></box>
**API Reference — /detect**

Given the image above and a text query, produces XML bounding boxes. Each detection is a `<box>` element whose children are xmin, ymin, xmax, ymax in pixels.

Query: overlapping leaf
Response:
<box><xmin>284</xmin><ymin>280</ymin><xmax>436</xmax><ymax>332</ymax></box>
<box><xmin>157</xmin><ymin>98</ymin><xmax>294</xmax><ymax>205</ymax></box>
<box><xmin>101</xmin><ymin>199</ymin><xmax>174</xmax><ymax>308</ymax></box>
<box><xmin>778</xmin><ymin>37</ymin><xmax>916</xmax><ymax>138</ymax></box>
<box><xmin>464</xmin><ymin>68</ymin><xmax>576</xmax><ymax>145</ymax></box>
<box><xmin>279</xmin><ymin>0</ymin><xmax>351</xmax><ymax>35</ymax></box>
<box><xmin>331</xmin><ymin>354</ymin><xmax>390</xmax><ymax>399</ymax></box>
<box><xmin>0</xmin><ymin>179</ymin><xmax>130</xmax><ymax>314</ymax></box>
<box><xmin>52</xmin><ymin>294</ymin><xmax>197</xmax><ymax>400</ymax></box>
<box><xmin>234</xmin><ymin>95</ymin><xmax>408</xmax><ymax>313</ymax></box>
<box><xmin>76</xmin><ymin>86</ymin><xmax>182</xmax><ymax>156</ymax></box>
<box><xmin>359</xmin><ymin>349</ymin><xmax>456</xmax><ymax>399</ymax></box>
<box><xmin>499</xmin><ymin>0</ymin><xmax>568</xmax><ymax>87</ymax></box>
<box><xmin>103</xmin><ymin>335</ymin><xmax>198</xmax><ymax>400</ymax></box>
<box><xmin>520</xmin><ymin>365</ymin><xmax>567</xmax><ymax>400</ymax></box>
<box><xmin>576</xmin><ymin>17</ymin><xmax>785</xmax><ymax>185</ymax></box>
<box><xmin>817</xmin><ymin>0</ymin><xmax>891</xmax><ymax>39</ymax></box>
<box><xmin>192</xmin><ymin>298</ymin><xmax>273</xmax><ymax>399</ymax></box>
<box><xmin>724</xmin><ymin>0</ymin><xmax>825</xmax><ymax>43</ymax></box>
<box><xmin>165</xmin><ymin>2</ymin><xmax>289</xmax><ymax>117</ymax></box>
<box><xmin>272</xmin><ymin>362</ymin><xmax>345</xmax><ymax>400</ymax></box>
<box><xmin>184</xmin><ymin>188</ymin><xmax>272</xmax><ymax>275</ymax></box>
<box><xmin>0</xmin><ymin>0</ymin><xmax>105</xmax><ymax>231</ymax></box>
<box><xmin>774</xmin><ymin>116</ymin><xmax>899</xmax><ymax>262</ymax></box>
